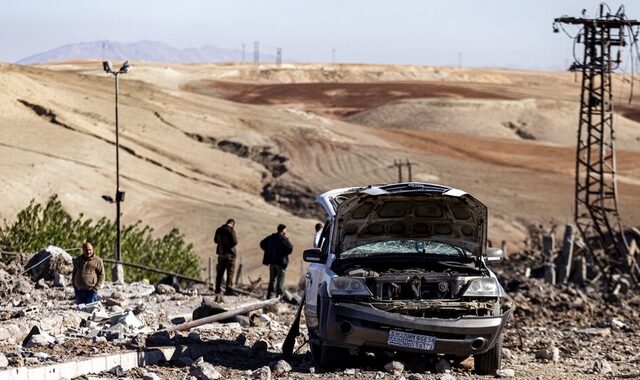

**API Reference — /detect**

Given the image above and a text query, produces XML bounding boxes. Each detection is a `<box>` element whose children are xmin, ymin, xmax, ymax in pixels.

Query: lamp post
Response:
<box><xmin>102</xmin><ymin>60</ymin><xmax>130</xmax><ymax>283</ymax></box>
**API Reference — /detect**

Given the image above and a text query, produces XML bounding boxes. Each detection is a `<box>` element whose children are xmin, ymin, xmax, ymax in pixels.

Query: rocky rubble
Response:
<box><xmin>2</xmin><ymin>228</ymin><xmax>640</xmax><ymax>379</ymax></box>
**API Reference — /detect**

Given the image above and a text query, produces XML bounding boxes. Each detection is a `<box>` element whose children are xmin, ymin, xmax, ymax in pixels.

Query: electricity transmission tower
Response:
<box><xmin>554</xmin><ymin>4</ymin><xmax>640</xmax><ymax>285</ymax></box>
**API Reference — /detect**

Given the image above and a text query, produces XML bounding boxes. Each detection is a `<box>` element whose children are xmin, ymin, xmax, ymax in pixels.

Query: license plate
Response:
<box><xmin>387</xmin><ymin>330</ymin><xmax>436</xmax><ymax>351</ymax></box>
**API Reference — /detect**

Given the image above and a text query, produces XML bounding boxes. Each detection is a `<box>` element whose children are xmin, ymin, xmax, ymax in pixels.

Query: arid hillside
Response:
<box><xmin>2</xmin><ymin>61</ymin><xmax>640</xmax><ymax>283</ymax></box>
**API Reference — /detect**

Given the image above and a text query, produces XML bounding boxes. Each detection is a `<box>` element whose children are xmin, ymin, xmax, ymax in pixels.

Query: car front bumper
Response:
<box><xmin>316</xmin><ymin>300</ymin><xmax>511</xmax><ymax>356</ymax></box>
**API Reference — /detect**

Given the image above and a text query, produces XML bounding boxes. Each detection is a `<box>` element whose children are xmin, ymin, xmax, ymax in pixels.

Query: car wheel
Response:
<box><xmin>320</xmin><ymin>344</ymin><xmax>349</xmax><ymax>369</ymax></box>
<box><xmin>474</xmin><ymin>335</ymin><xmax>502</xmax><ymax>375</ymax></box>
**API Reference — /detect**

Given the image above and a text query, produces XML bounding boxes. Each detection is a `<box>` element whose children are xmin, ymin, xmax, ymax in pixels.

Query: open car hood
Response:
<box><xmin>318</xmin><ymin>183</ymin><xmax>488</xmax><ymax>257</ymax></box>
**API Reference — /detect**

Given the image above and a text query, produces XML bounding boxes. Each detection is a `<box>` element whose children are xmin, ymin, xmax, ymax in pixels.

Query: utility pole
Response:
<box><xmin>276</xmin><ymin>48</ymin><xmax>282</xmax><ymax>65</ymax></box>
<box><xmin>389</xmin><ymin>159</ymin><xmax>418</xmax><ymax>182</ymax></box>
<box><xmin>554</xmin><ymin>4</ymin><xmax>640</xmax><ymax>286</ymax></box>
<box><xmin>390</xmin><ymin>160</ymin><xmax>403</xmax><ymax>182</ymax></box>
<box><xmin>405</xmin><ymin>159</ymin><xmax>417</xmax><ymax>181</ymax></box>
<box><xmin>253</xmin><ymin>41</ymin><xmax>260</xmax><ymax>64</ymax></box>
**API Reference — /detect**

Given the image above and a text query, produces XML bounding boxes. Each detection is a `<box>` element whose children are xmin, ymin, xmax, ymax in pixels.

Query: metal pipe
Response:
<box><xmin>165</xmin><ymin>297</ymin><xmax>281</xmax><ymax>332</ymax></box>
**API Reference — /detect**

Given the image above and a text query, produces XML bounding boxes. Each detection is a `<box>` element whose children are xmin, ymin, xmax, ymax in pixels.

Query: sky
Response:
<box><xmin>1</xmin><ymin>0</ymin><xmax>639</xmax><ymax>69</ymax></box>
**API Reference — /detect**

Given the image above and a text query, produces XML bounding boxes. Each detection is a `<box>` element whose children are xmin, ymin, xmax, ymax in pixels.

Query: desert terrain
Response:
<box><xmin>2</xmin><ymin>61</ymin><xmax>640</xmax><ymax>284</ymax></box>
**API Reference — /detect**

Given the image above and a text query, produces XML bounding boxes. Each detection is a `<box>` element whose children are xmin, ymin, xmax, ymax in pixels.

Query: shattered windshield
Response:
<box><xmin>339</xmin><ymin>240</ymin><xmax>468</xmax><ymax>259</ymax></box>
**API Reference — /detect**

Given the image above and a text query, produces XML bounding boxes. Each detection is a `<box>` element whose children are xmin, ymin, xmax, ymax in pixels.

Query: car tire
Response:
<box><xmin>319</xmin><ymin>344</ymin><xmax>348</xmax><ymax>369</ymax></box>
<box><xmin>474</xmin><ymin>335</ymin><xmax>502</xmax><ymax>375</ymax></box>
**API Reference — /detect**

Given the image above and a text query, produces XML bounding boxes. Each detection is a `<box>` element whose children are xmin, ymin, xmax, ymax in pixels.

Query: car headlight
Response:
<box><xmin>462</xmin><ymin>277</ymin><xmax>501</xmax><ymax>297</ymax></box>
<box><xmin>329</xmin><ymin>277</ymin><xmax>372</xmax><ymax>296</ymax></box>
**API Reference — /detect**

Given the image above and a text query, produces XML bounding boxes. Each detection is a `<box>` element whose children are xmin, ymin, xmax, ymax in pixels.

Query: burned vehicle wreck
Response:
<box><xmin>302</xmin><ymin>183</ymin><xmax>511</xmax><ymax>374</ymax></box>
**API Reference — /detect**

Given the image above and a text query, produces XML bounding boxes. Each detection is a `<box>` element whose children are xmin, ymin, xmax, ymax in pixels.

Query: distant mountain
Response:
<box><xmin>17</xmin><ymin>40</ymin><xmax>276</xmax><ymax>64</ymax></box>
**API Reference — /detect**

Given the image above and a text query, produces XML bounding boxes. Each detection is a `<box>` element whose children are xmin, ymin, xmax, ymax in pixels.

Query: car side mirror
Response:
<box><xmin>303</xmin><ymin>248</ymin><xmax>323</xmax><ymax>263</ymax></box>
<box><xmin>486</xmin><ymin>247</ymin><xmax>504</xmax><ymax>262</ymax></box>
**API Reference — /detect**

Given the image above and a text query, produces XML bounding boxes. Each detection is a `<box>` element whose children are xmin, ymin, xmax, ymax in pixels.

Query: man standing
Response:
<box><xmin>72</xmin><ymin>242</ymin><xmax>104</xmax><ymax>305</ymax></box>
<box><xmin>214</xmin><ymin>219</ymin><xmax>238</xmax><ymax>296</ymax></box>
<box><xmin>261</xmin><ymin>224</ymin><xmax>293</xmax><ymax>299</ymax></box>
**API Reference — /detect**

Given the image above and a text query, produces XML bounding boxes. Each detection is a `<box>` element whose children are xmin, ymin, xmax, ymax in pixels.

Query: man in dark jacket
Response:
<box><xmin>72</xmin><ymin>242</ymin><xmax>104</xmax><ymax>304</ymax></box>
<box><xmin>214</xmin><ymin>219</ymin><xmax>238</xmax><ymax>296</ymax></box>
<box><xmin>260</xmin><ymin>224</ymin><xmax>293</xmax><ymax>299</ymax></box>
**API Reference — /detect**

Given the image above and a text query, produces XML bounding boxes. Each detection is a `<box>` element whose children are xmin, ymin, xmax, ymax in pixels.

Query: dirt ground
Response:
<box><xmin>1</xmin><ymin>61</ymin><xmax>640</xmax><ymax>286</ymax></box>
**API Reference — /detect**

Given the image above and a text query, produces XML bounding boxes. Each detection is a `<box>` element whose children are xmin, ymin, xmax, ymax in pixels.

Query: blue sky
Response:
<box><xmin>1</xmin><ymin>0</ymin><xmax>639</xmax><ymax>69</ymax></box>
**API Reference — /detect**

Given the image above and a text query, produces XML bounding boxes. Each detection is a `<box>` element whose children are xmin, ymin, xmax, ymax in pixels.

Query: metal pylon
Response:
<box><xmin>555</xmin><ymin>5</ymin><xmax>640</xmax><ymax>285</ymax></box>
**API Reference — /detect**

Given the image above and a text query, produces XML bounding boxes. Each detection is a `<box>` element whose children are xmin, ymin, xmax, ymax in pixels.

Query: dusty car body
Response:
<box><xmin>303</xmin><ymin>182</ymin><xmax>511</xmax><ymax>374</ymax></box>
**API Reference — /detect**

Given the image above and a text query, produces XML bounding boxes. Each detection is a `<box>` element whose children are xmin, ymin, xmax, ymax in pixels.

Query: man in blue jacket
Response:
<box><xmin>260</xmin><ymin>224</ymin><xmax>294</xmax><ymax>299</ymax></box>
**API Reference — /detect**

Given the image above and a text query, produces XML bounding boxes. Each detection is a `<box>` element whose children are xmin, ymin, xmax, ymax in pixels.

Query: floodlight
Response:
<box><xmin>119</xmin><ymin>61</ymin><xmax>130</xmax><ymax>74</ymax></box>
<box><xmin>102</xmin><ymin>194</ymin><xmax>114</xmax><ymax>203</ymax></box>
<box><xmin>102</xmin><ymin>61</ymin><xmax>113</xmax><ymax>73</ymax></box>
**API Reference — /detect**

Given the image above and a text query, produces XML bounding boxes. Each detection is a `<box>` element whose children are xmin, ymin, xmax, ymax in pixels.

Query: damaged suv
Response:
<box><xmin>303</xmin><ymin>183</ymin><xmax>510</xmax><ymax>375</ymax></box>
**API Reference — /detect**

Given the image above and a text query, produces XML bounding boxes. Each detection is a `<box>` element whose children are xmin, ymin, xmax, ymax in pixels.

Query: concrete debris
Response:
<box><xmin>155</xmin><ymin>283</ymin><xmax>177</xmax><ymax>295</ymax></box>
<box><xmin>189</xmin><ymin>357</ymin><xmax>221</xmax><ymax>380</ymax></box>
<box><xmin>344</xmin><ymin>368</ymin><xmax>356</xmax><ymax>375</ymax></box>
<box><xmin>406</xmin><ymin>374</ymin><xmax>423</xmax><ymax>380</ymax></box>
<box><xmin>22</xmin><ymin>325</ymin><xmax>56</xmax><ymax>347</ymax></box>
<box><xmin>437</xmin><ymin>373</ymin><xmax>456</xmax><ymax>380</ymax></box>
<box><xmin>143</xmin><ymin>372</ymin><xmax>162</xmax><ymax>380</ymax></box>
<box><xmin>0</xmin><ymin>353</ymin><xmax>8</xmax><ymax>369</ymax></box>
<box><xmin>534</xmin><ymin>346</ymin><xmax>560</xmax><ymax>363</ymax></box>
<box><xmin>384</xmin><ymin>360</ymin><xmax>405</xmax><ymax>374</ymax></box>
<box><xmin>253</xmin><ymin>365</ymin><xmax>272</xmax><ymax>380</ymax></box>
<box><xmin>592</xmin><ymin>359</ymin><xmax>613</xmax><ymax>374</ymax></box>
<box><xmin>272</xmin><ymin>359</ymin><xmax>292</xmax><ymax>375</ymax></box>
<box><xmin>496</xmin><ymin>368</ymin><xmax>516</xmax><ymax>377</ymax></box>
<box><xmin>24</xmin><ymin>246</ymin><xmax>73</xmax><ymax>282</ymax></box>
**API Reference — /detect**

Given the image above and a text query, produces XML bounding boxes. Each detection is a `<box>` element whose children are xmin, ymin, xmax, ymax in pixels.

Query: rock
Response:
<box><xmin>143</xmin><ymin>372</ymin><xmax>161</xmax><ymax>380</ymax></box>
<box><xmin>0</xmin><ymin>353</ymin><xmax>8</xmax><ymax>369</ymax></box>
<box><xmin>25</xmin><ymin>357</ymin><xmax>40</xmax><ymax>366</ymax></box>
<box><xmin>435</xmin><ymin>358</ymin><xmax>451</xmax><ymax>373</ymax></box>
<box><xmin>407</xmin><ymin>374</ymin><xmax>423</xmax><ymax>380</ymax></box>
<box><xmin>35</xmin><ymin>278</ymin><xmax>48</xmax><ymax>289</ymax></box>
<box><xmin>273</xmin><ymin>359</ymin><xmax>292</xmax><ymax>375</ymax></box>
<box><xmin>109</xmin><ymin>365</ymin><xmax>125</xmax><ymax>377</ymax></box>
<box><xmin>156</xmin><ymin>284</ymin><xmax>176</xmax><ymax>295</ymax></box>
<box><xmin>111</xmin><ymin>310</ymin><xmax>144</xmax><ymax>329</ymax></box>
<box><xmin>23</xmin><ymin>326</ymin><xmax>55</xmax><ymax>347</ymax></box>
<box><xmin>344</xmin><ymin>368</ymin><xmax>356</xmax><ymax>375</ymax></box>
<box><xmin>7</xmin><ymin>352</ymin><xmax>24</xmax><ymax>367</ymax></box>
<box><xmin>437</xmin><ymin>374</ymin><xmax>456</xmax><ymax>380</ymax></box>
<box><xmin>189</xmin><ymin>357</ymin><xmax>221</xmax><ymax>380</ymax></box>
<box><xmin>188</xmin><ymin>332</ymin><xmax>201</xmax><ymax>343</ymax></box>
<box><xmin>592</xmin><ymin>359</ymin><xmax>613</xmax><ymax>374</ymax></box>
<box><xmin>147</xmin><ymin>330</ymin><xmax>174</xmax><ymax>346</ymax></box>
<box><xmin>502</xmin><ymin>347</ymin><xmax>514</xmax><ymax>360</ymax></box>
<box><xmin>535</xmin><ymin>346</ymin><xmax>560</xmax><ymax>362</ymax></box>
<box><xmin>253</xmin><ymin>366</ymin><xmax>271</xmax><ymax>380</ymax></box>
<box><xmin>0</xmin><ymin>327</ymin><xmax>11</xmax><ymax>341</ymax></box>
<box><xmin>92</xmin><ymin>336</ymin><xmax>108</xmax><ymax>344</ymax></box>
<box><xmin>384</xmin><ymin>360</ymin><xmax>404</xmax><ymax>374</ymax></box>
<box><xmin>497</xmin><ymin>368</ymin><xmax>515</xmax><ymax>378</ymax></box>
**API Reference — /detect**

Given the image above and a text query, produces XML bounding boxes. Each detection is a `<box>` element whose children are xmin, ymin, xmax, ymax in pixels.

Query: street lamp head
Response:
<box><xmin>102</xmin><ymin>61</ymin><xmax>113</xmax><ymax>73</ymax></box>
<box><xmin>102</xmin><ymin>195</ymin><xmax>114</xmax><ymax>203</ymax></box>
<box><xmin>119</xmin><ymin>61</ymin><xmax>131</xmax><ymax>74</ymax></box>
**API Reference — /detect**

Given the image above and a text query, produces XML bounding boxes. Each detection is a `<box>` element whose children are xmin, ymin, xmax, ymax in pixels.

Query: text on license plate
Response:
<box><xmin>387</xmin><ymin>330</ymin><xmax>436</xmax><ymax>351</ymax></box>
